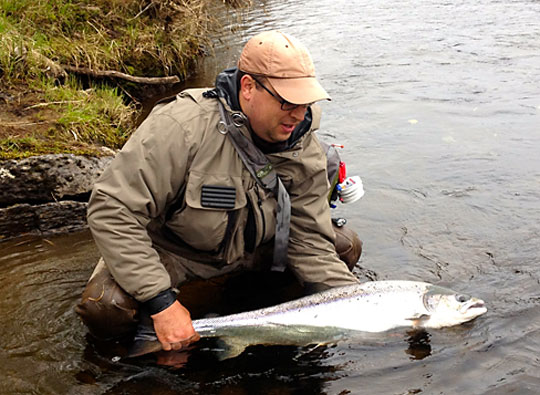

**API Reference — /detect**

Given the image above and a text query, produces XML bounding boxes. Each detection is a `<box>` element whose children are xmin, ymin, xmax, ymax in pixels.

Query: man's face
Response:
<box><xmin>239</xmin><ymin>75</ymin><xmax>309</xmax><ymax>143</ymax></box>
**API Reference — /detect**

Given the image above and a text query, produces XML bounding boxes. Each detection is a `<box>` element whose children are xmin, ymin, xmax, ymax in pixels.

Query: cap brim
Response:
<box><xmin>267</xmin><ymin>77</ymin><xmax>331</xmax><ymax>104</ymax></box>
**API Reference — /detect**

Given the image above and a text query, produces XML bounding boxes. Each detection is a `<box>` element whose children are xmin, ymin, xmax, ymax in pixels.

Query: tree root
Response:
<box><xmin>30</xmin><ymin>50</ymin><xmax>180</xmax><ymax>85</ymax></box>
<box><xmin>63</xmin><ymin>66</ymin><xmax>180</xmax><ymax>85</ymax></box>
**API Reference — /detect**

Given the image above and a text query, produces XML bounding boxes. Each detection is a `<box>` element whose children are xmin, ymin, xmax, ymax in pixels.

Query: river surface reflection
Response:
<box><xmin>1</xmin><ymin>0</ymin><xmax>540</xmax><ymax>393</ymax></box>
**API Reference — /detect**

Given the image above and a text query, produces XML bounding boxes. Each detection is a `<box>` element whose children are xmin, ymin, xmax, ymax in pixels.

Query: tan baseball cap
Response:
<box><xmin>238</xmin><ymin>30</ymin><xmax>331</xmax><ymax>105</ymax></box>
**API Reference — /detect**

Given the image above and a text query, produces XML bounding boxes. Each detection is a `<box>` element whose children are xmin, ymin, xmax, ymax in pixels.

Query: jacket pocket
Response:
<box><xmin>245</xmin><ymin>184</ymin><xmax>277</xmax><ymax>250</ymax></box>
<box><xmin>165</xmin><ymin>171</ymin><xmax>247</xmax><ymax>254</ymax></box>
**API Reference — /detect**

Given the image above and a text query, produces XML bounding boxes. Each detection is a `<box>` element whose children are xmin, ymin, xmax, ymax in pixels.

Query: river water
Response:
<box><xmin>1</xmin><ymin>0</ymin><xmax>540</xmax><ymax>393</ymax></box>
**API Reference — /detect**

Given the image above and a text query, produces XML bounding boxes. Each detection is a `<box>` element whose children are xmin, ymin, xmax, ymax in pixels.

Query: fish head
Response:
<box><xmin>421</xmin><ymin>285</ymin><xmax>487</xmax><ymax>329</ymax></box>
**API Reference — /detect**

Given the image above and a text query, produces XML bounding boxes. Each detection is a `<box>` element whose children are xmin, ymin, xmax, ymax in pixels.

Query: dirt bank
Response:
<box><xmin>0</xmin><ymin>0</ymin><xmax>249</xmax><ymax>159</ymax></box>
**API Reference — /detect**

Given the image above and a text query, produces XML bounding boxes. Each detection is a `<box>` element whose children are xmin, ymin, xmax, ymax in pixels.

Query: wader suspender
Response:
<box><xmin>216</xmin><ymin>100</ymin><xmax>290</xmax><ymax>272</ymax></box>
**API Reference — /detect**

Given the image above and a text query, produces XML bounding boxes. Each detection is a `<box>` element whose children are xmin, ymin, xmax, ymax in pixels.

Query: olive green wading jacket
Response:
<box><xmin>87</xmin><ymin>69</ymin><xmax>358</xmax><ymax>303</ymax></box>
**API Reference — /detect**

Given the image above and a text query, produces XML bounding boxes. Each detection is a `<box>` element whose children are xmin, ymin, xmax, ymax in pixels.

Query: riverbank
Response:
<box><xmin>0</xmin><ymin>0</ymin><xmax>249</xmax><ymax>159</ymax></box>
<box><xmin>0</xmin><ymin>0</ymin><xmax>249</xmax><ymax>240</ymax></box>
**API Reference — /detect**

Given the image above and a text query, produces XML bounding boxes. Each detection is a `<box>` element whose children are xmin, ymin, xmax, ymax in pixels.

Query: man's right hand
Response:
<box><xmin>151</xmin><ymin>300</ymin><xmax>200</xmax><ymax>351</ymax></box>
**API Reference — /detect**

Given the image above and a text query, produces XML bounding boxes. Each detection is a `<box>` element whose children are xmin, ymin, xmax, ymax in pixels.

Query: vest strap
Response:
<box><xmin>217</xmin><ymin>100</ymin><xmax>290</xmax><ymax>271</ymax></box>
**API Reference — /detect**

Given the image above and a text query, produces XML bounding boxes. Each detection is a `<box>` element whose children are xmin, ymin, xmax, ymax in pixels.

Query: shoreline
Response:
<box><xmin>0</xmin><ymin>0</ymin><xmax>250</xmax><ymax>240</ymax></box>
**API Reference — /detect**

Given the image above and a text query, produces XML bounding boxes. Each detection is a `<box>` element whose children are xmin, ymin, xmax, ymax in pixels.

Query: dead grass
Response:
<box><xmin>0</xmin><ymin>0</ymin><xmax>251</xmax><ymax>159</ymax></box>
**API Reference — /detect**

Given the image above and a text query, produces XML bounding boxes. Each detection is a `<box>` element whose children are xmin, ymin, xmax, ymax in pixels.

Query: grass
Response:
<box><xmin>0</xmin><ymin>0</ymin><xmax>250</xmax><ymax>159</ymax></box>
<box><xmin>44</xmin><ymin>78</ymin><xmax>134</xmax><ymax>146</ymax></box>
<box><xmin>0</xmin><ymin>0</ymin><xmax>215</xmax><ymax>79</ymax></box>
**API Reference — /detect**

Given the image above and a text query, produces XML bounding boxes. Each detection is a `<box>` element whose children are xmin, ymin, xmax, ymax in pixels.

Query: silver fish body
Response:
<box><xmin>128</xmin><ymin>280</ymin><xmax>487</xmax><ymax>359</ymax></box>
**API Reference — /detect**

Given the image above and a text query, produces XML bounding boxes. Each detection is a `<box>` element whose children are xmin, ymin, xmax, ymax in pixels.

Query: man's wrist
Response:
<box><xmin>141</xmin><ymin>288</ymin><xmax>177</xmax><ymax>316</ymax></box>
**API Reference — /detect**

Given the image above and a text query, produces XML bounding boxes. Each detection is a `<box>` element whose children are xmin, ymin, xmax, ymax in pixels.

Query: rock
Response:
<box><xmin>0</xmin><ymin>154</ymin><xmax>113</xmax><ymax>241</ymax></box>
<box><xmin>0</xmin><ymin>204</ymin><xmax>37</xmax><ymax>239</ymax></box>
<box><xmin>36</xmin><ymin>201</ymin><xmax>89</xmax><ymax>234</ymax></box>
<box><xmin>0</xmin><ymin>201</ymin><xmax>89</xmax><ymax>241</ymax></box>
<box><xmin>0</xmin><ymin>154</ymin><xmax>113</xmax><ymax>206</ymax></box>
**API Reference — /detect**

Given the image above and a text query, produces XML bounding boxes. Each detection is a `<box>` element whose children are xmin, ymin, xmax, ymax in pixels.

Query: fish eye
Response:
<box><xmin>456</xmin><ymin>294</ymin><xmax>470</xmax><ymax>303</ymax></box>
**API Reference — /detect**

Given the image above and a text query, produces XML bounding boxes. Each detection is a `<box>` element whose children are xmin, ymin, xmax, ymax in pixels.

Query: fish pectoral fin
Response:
<box><xmin>215</xmin><ymin>337</ymin><xmax>250</xmax><ymax>361</ymax></box>
<box><xmin>126</xmin><ymin>338</ymin><xmax>162</xmax><ymax>358</ymax></box>
<box><xmin>293</xmin><ymin>342</ymin><xmax>327</xmax><ymax>361</ymax></box>
<box><xmin>125</xmin><ymin>324</ymin><xmax>162</xmax><ymax>358</ymax></box>
<box><xmin>405</xmin><ymin>313</ymin><xmax>430</xmax><ymax>321</ymax></box>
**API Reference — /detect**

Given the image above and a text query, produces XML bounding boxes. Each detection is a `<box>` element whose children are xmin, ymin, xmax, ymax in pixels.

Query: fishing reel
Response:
<box><xmin>329</xmin><ymin>160</ymin><xmax>365</xmax><ymax>209</ymax></box>
<box><xmin>336</xmin><ymin>175</ymin><xmax>364</xmax><ymax>204</ymax></box>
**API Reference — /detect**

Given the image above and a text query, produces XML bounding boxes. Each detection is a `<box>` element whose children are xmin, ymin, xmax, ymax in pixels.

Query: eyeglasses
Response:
<box><xmin>251</xmin><ymin>76</ymin><xmax>312</xmax><ymax>112</ymax></box>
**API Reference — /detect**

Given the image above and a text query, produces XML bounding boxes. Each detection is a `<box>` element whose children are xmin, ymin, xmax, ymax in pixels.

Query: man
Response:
<box><xmin>77</xmin><ymin>30</ymin><xmax>362</xmax><ymax>353</ymax></box>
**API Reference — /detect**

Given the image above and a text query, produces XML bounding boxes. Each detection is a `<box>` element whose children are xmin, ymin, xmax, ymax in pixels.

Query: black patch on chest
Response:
<box><xmin>201</xmin><ymin>185</ymin><xmax>236</xmax><ymax>209</ymax></box>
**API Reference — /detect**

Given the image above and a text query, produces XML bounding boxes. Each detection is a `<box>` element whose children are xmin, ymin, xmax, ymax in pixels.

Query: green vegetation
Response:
<box><xmin>0</xmin><ymin>0</ymin><xmax>247</xmax><ymax>159</ymax></box>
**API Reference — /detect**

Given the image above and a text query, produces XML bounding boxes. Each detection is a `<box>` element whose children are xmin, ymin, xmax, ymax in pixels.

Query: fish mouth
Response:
<box><xmin>469</xmin><ymin>302</ymin><xmax>485</xmax><ymax>309</ymax></box>
<box><xmin>462</xmin><ymin>298</ymin><xmax>487</xmax><ymax>316</ymax></box>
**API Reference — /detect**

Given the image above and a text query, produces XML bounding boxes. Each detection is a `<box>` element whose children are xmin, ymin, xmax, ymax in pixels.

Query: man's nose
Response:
<box><xmin>290</xmin><ymin>105</ymin><xmax>307</xmax><ymax>121</ymax></box>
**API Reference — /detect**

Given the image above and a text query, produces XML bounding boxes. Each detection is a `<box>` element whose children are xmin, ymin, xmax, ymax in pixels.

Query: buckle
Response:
<box><xmin>231</xmin><ymin>112</ymin><xmax>246</xmax><ymax>127</ymax></box>
<box><xmin>217</xmin><ymin>121</ymin><xmax>228</xmax><ymax>135</ymax></box>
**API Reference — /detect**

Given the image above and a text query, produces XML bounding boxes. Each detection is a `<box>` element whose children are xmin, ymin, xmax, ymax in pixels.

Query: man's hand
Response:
<box><xmin>151</xmin><ymin>300</ymin><xmax>200</xmax><ymax>351</ymax></box>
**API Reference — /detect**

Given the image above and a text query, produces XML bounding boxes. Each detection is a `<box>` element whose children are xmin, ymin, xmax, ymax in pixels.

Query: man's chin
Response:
<box><xmin>272</xmin><ymin>133</ymin><xmax>292</xmax><ymax>143</ymax></box>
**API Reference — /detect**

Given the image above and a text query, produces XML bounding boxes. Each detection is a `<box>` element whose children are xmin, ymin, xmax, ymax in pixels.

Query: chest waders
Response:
<box><xmin>216</xmin><ymin>100</ymin><xmax>290</xmax><ymax>272</ymax></box>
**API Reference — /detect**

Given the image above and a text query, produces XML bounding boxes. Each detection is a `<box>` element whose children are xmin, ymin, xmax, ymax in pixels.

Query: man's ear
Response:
<box><xmin>239</xmin><ymin>74</ymin><xmax>256</xmax><ymax>101</ymax></box>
